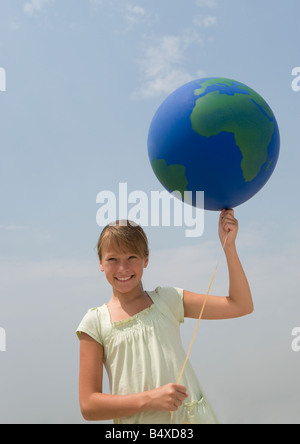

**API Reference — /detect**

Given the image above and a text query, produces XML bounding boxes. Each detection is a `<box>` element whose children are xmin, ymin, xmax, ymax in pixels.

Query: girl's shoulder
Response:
<box><xmin>151</xmin><ymin>286</ymin><xmax>183</xmax><ymax>300</ymax></box>
<box><xmin>149</xmin><ymin>287</ymin><xmax>184</xmax><ymax>324</ymax></box>
<box><xmin>76</xmin><ymin>305</ymin><xmax>108</xmax><ymax>345</ymax></box>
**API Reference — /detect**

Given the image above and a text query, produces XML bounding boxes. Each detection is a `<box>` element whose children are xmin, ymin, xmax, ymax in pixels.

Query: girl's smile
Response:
<box><xmin>115</xmin><ymin>275</ymin><xmax>134</xmax><ymax>282</ymax></box>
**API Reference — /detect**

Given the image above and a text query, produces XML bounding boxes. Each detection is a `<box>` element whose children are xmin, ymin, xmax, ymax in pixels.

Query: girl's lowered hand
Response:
<box><xmin>145</xmin><ymin>383</ymin><xmax>188</xmax><ymax>412</ymax></box>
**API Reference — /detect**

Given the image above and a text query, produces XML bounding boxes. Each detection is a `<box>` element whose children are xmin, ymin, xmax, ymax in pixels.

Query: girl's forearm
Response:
<box><xmin>224</xmin><ymin>244</ymin><xmax>254</xmax><ymax>315</ymax></box>
<box><xmin>81</xmin><ymin>383</ymin><xmax>187</xmax><ymax>421</ymax></box>
<box><xmin>81</xmin><ymin>391</ymin><xmax>151</xmax><ymax>421</ymax></box>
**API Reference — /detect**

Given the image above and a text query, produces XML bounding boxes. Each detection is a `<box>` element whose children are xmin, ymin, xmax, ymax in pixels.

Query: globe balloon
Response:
<box><xmin>148</xmin><ymin>77</ymin><xmax>280</xmax><ymax>210</ymax></box>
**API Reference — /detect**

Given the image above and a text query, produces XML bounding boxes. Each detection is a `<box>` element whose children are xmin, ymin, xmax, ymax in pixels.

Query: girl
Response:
<box><xmin>76</xmin><ymin>209</ymin><xmax>253</xmax><ymax>424</ymax></box>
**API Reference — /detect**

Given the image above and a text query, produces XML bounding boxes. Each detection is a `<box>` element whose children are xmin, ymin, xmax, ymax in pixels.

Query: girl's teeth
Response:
<box><xmin>118</xmin><ymin>276</ymin><xmax>131</xmax><ymax>281</ymax></box>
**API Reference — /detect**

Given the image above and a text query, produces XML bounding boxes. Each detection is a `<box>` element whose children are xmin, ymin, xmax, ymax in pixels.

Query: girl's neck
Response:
<box><xmin>110</xmin><ymin>282</ymin><xmax>146</xmax><ymax>306</ymax></box>
<box><xmin>107</xmin><ymin>284</ymin><xmax>153</xmax><ymax>323</ymax></box>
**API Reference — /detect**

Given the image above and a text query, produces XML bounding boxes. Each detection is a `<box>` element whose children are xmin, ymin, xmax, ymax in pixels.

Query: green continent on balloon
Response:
<box><xmin>151</xmin><ymin>159</ymin><xmax>188</xmax><ymax>195</ymax></box>
<box><xmin>194</xmin><ymin>78</ymin><xmax>274</xmax><ymax>120</ymax></box>
<box><xmin>191</xmin><ymin>80</ymin><xmax>275</xmax><ymax>182</ymax></box>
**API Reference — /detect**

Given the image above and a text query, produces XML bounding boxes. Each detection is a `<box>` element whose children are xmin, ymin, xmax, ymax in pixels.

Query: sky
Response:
<box><xmin>0</xmin><ymin>0</ymin><xmax>300</xmax><ymax>424</ymax></box>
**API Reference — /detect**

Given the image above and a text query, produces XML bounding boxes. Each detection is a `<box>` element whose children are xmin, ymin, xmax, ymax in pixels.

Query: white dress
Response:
<box><xmin>76</xmin><ymin>286</ymin><xmax>219</xmax><ymax>424</ymax></box>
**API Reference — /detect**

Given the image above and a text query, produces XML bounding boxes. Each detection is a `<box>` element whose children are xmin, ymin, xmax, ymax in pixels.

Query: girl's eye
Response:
<box><xmin>129</xmin><ymin>256</ymin><xmax>137</xmax><ymax>260</ymax></box>
<box><xmin>108</xmin><ymin>258</ymin><xmax>116</xmax><ymax>261</ymax></box>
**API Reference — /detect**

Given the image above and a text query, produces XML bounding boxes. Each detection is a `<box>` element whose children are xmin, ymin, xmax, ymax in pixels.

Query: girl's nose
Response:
<box><xmin>118</xmin><ymin>261</ymin><xmax>129</xmax><ymax>272</ymax></box>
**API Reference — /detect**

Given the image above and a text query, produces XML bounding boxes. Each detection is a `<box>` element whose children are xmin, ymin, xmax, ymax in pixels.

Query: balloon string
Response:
<box><xmin>170</xmin><ymin>233</ymin><xmax>228</xmax><ymax>423</ymax></box>
<box><xmin>176</xmin><ymin>264</ymin><xmax>219</xmax><ymax>385</ymax></box>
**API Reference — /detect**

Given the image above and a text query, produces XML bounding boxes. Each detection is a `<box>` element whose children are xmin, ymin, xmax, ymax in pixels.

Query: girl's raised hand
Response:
<box><xmin>218</xmin><ymin>209</ymin><xmax>238</xmax><ymax>248</ymax></box>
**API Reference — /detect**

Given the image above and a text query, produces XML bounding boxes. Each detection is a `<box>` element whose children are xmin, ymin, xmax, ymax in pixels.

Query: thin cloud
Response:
<box><xmin>0</xmin><ymin>224</ymin><xmax>25</xmax><ymax>232</ymax></box>
<box><xmin>195</xmin><ymin>0</ymin><xmax>217</xmax><ymax>8</ymax></box>
<box><xmin>23</xmin><ymin>0</ymin><xmax>54</xmax><ymax>17</ymax></box>
<box><xmin>89</xmin><ymin>0</ymin><xmax>104</xmax><ymax>8</ymax></box>
<box><xmin>125</xmin><ymin>4</ymin><xmax>146</xmax><ymax>24</ymax></box>
<box><xmin>132</xmin><ymin>32</ymin><xmax>205</xmax><ymax>100</ymax></box>
<box><xmin>193</xmin><ymin>15</ymin><xmax>217</xmax><ymax>27</ymax></box>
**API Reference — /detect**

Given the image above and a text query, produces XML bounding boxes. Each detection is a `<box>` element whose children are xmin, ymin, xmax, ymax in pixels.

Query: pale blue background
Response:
<box><xmin>0</xmin><ymin>0</ymin><xmax>299</xmax><ymax>424</ymax></box>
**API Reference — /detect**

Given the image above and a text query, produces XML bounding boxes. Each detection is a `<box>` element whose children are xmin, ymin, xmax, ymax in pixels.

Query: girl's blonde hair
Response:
<box><xmin>97</xmin><ymin>220</ymin><xmax>149</xmax><ymax>261</ymax></box>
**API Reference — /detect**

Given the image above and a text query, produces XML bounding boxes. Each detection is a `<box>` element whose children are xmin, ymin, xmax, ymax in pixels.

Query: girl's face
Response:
<box><xmin>100</xmin><ymin>247</ymin><xmax>149</xmax><ymax>295</ymax></box>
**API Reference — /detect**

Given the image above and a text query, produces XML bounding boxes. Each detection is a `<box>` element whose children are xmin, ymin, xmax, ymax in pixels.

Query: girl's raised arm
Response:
<box><xmin>183</xmin><ymin>210</ymin><xmax>253</xmax><ymax>321</ymax></box>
